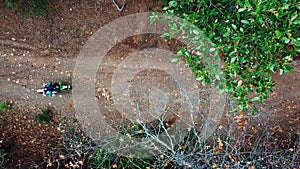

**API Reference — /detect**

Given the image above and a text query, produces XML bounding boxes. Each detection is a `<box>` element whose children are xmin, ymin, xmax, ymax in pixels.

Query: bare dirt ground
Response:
<box><xmin>0</xmin><ymin>0</ymin><xmax>299</xmax><ymax>168</ymax></box>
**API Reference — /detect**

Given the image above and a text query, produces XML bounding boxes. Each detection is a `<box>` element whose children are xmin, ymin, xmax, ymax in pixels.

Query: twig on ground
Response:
<box><xmin>112</xmin><ymin>0</ymin><xmax>126</xmax><ymax>11</ymax></box>
<box><xmin>0</xmin><ymin>39</ymin><xmax>39</xmax><ymax>51</ymax></box>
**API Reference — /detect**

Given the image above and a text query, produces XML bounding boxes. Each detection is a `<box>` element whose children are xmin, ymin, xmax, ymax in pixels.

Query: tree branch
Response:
<box><xmin>112</xmin><ymin>0</ymin><xmax>126</xmax><ymax>12</ymax></box>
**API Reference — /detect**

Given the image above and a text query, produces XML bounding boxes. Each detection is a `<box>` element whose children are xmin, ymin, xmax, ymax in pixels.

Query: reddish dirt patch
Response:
<box><xmin>0</xmin><ymin>106</ymin><xmax>62</xmax><ymax>168</ymax></box>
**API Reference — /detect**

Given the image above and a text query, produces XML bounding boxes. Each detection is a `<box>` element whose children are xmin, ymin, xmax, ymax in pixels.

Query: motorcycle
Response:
<box><xmin>37</xmin><ymin>82</ymin><xmax>72</xmax><ymax>96</ymax></box>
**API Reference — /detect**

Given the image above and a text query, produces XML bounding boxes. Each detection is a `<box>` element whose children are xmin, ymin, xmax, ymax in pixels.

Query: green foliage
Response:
<box><xmin>0</xmin><ymin>149</ymin><xmax>6</xmax><ymax>158</ymax></box>
<box><xmin>157</xmin><ymin>0</ymin><xmax>300</xmax><ymax>113</ymax></box>
<box><xmin>0</xmin><ymin>100</ymin><xmax>10</xmax><ymax>113</ymax></box>
<box><xmin>0</xmin><ymin>149</ymin><xmax>6</xmax><ymax>157</ymax></box>
<box><xmin>3</xmin><ymin>0</ymin><xmax>50</xmax><ymax>17</ymax></box>
<box><xmin>0</xmin><ymin>149</ymin><xmax>6</xmax><ymax>164</ymax></box>
<box><xmin>89</xmin><ymin>149</ymin><xmax>152</xmax><ymax>169</ymax></box>
<box><xmin>34</xmin><ymin>109</ymin><xmax>52</xmax><ymax>123</ymax></box>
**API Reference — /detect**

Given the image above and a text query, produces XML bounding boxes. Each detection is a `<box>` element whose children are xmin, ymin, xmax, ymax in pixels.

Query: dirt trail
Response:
<box><xmin>0</xmin><ymin>50</ymin><xmax>76</xmax><ymax>168</ymax></box>
<box><xmin>1</xmin><ymin>46</ymin><xmax>300</xmax><ymax>132</ymax></box>
<box><xmin>0</xmin><ymin>50</ymin><xmax>75</xmax><ymax>114</ymax></box>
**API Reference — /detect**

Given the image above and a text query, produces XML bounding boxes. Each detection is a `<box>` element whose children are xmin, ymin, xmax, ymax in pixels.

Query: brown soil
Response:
<box><xmin>0</xmin><ymin>0</ymin><xmax>299</xmax><ymax>168</ymax></box>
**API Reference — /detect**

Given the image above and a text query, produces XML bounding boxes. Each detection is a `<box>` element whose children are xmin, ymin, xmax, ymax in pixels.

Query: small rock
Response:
<box><xmin>41</xmin><ymin>50</ymin><xmax>50</xmax><ymax>54</ymax></box>
<box><xmin>81</xmin><ymin>25</ymin><xmax>87</xmax><ymax>31</ymax></box>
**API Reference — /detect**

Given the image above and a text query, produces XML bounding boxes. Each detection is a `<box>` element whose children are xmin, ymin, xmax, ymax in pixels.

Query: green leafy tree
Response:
<box><xmin>158</xmin><ymin>0</ymin><xmax>300</xmax><ymax>113</ymax></box>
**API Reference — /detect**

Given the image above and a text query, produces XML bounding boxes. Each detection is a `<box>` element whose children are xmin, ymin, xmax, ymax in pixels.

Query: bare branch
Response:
<box><xmin>112</xmin><ymin>0</ymin><xmax>126</xmax><ymax>12</ymax></box>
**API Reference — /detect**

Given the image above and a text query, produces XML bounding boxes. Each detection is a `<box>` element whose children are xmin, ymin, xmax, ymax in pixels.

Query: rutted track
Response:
<box><xmin>0</xmin><ymin>50</ymin><xmax>75</xmax><ymax>114</ymax></box>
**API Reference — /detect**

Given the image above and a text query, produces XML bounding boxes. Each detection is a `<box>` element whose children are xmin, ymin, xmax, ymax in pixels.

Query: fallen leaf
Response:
<box><xmin>47</xmin><ymin>158</ymin><xmax>52</xmax><ymax>167</ymax></box>
<box><xmin>204</xmin><ymin>145</ymin><xmax>210</xmax><ymax>149</ymax></box>
<box><xmin>237</xmin><ymin>80</ymin><xmax>243</xmax><ymax>88</ymax></box>
<box><xmin>277</xmin><ymin>125</ymin><xmax>283</xmax><ymax>133</ymax></box>
<box><xmin>164</xmin><ymin>160</ymin><xmax>170</xmax><ymax>166</ymax></box>
<box><xmin>217</xmin><ymin>137</ymin><xmax>224</xmax><ymax>147</ymax></box>
<box><xmin>228</xmin><ymin>154</ymin><xmax>235</xmax><ymax>162</ymax></box>
<box><xmin>214</xmin><ymin>147</ymin><xmax>223</xmax><ymax>154</ymax></box>
<box><xmin>126</xmin><ymin>133</ymin><xmax>131</xmax><ymax>139</ymax></box>
<box><xmin>234</xmin><ymin>111</ymin><xmax>246</xmax><ymax>121</ymax></box>
<box><xmin>59</xmin><ymin>154</ymin><xmax>66</xmax><ymax>159</ymax></box>
<box><xmin>101</xmin><ymin>88</ymin><xmax>111</xmax><ymax>100</ymax></box>
<box><xmin>235</xmin><ymin>111</ymin><xmax>248</xmax><ymax>129</ymax></box>
<box><xmin>69</xmin><ymin>103</ymin><xmax>74</xmax><ymax>108</ymax></box>
<box><xmin>179</xmin><ymin>144</ymin><xmax>187</xmax><ymax>150</ymax></box>
<box><xmin>271</xmin><ymin>92</ymin><xmax>277</xmax><ymax>98</ymax></box>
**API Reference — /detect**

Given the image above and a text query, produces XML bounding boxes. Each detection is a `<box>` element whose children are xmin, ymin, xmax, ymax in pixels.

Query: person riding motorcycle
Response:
<box><xmin>43</xmin><ymin>82</ymin><xmax>62</xmax><ymax>96</ymax></box>
<box><xmin>37</xmin><ymin>81</ymin><xmax>71</xmax><ymax>97</ymax></box>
